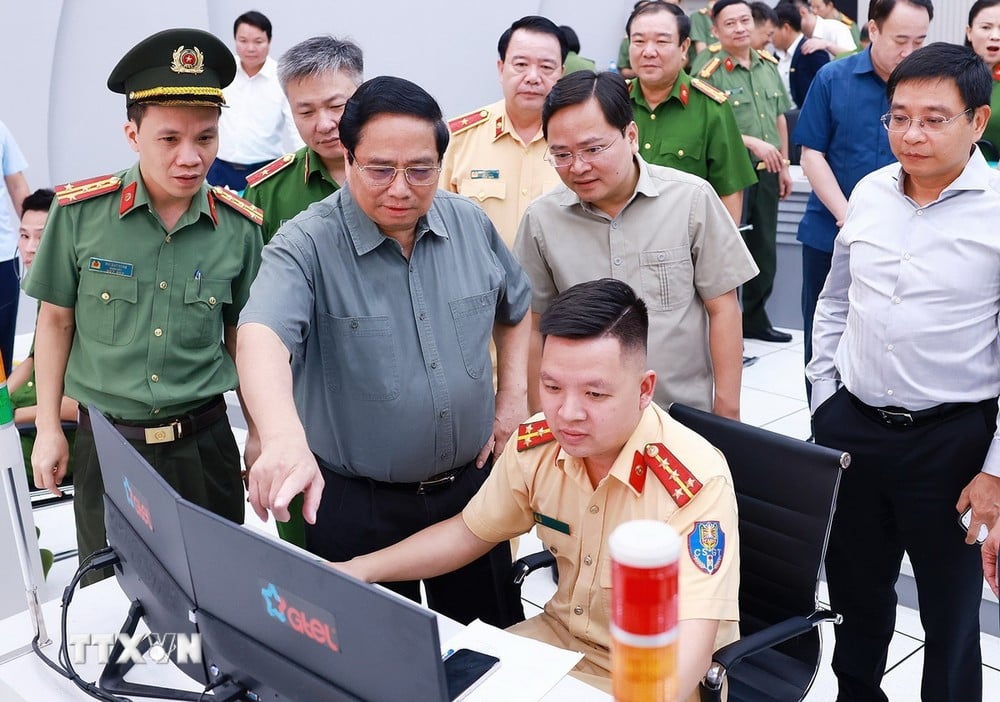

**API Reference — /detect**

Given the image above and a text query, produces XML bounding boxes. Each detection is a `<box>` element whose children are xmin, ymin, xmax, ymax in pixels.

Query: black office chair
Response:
<box><xmin>511</xmin><ymin>404</ymin><xmax>849</xmax><ymax>702</ymax></box>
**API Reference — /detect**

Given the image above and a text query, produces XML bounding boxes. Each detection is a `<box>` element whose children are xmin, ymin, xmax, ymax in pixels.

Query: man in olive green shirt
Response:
<box><xmin>245</xmin><ymin>36</ymin><xmax>364</xmax><ymax>244</ymax></box>
<box><xmin>690</xmin><ymin>2</ymin><xmax>717</xmax><ymax>54</ymax></box>
<box><xmin>626</xmin><ymin>1</ymin><xmax>756</xmax><ymax>224</ymax></box>
<box><xmin>25</xmin><ymin>28</ymin><xmax>263</xmax><ymax>583</ymax></box>
<box><xmin>691</xmin><ymin>0</ymin><xmax>793</xmax><ymax>343</ymax></box>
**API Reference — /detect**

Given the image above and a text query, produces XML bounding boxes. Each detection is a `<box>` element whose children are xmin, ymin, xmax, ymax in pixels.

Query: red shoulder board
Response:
<box><xmin>55</xmin><ymin>175</ymin><xmax>122</xmax><ymax>206</ymax></box>
<box><xmin>756</xmin><ymin>49</ymin><xmax>779</xmax><ymax>65</ymax></box>
<box><xmin>448</xmin><ymin>108</ymin><xmax>490</xmax><ymax>136</ymax></box>
<box><xmin>516</xmin><ymin>420</ymin><xmax>556</xmax><ymax>452</ymax></box>
<box><xmin>210</xmin><ymin>187</ymin><xmax>264</xmax><ymax>226</ymax></box>
<box><xmin>245</xmin><ymin>153</ymin><xmax>295</xmax><ymax>188</ymax></box>
<box><xmin>691</xmin><ymin>78</ymin><xmax>728</xmax><ymax>104</ymax></box>
<box><xmin>644</xmin><ymin>443</ymin><xmax>703</xmax><ymax>508</ymax></box>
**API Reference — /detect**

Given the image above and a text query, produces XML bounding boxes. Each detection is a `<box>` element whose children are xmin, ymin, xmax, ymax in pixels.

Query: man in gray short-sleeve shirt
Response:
<box><xmin>237</xmin><ymin>76</ymin><xmax>531</xmax><ymax>627</ymax></box>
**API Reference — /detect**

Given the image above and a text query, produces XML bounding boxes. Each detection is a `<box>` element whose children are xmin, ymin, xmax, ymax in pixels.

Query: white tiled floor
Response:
<box><xmin>22</xmin><ymin>325</ymin><xmax>1000</xmax><ymax>700</ymax></box>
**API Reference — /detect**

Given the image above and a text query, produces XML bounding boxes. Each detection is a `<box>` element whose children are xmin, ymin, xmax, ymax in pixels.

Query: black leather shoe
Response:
<box><xmin>744</xmin><ymin>327</ymin><xmax>793</xmax><ymax>343</ymax></box>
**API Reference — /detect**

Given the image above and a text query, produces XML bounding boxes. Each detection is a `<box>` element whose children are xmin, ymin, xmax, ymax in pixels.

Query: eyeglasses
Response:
<box><xmin>880</xmin><ymin>108</ymin><xmax>973</xmax><ymax>134</ymax></box>
<box><xmin>545</xmin><ymin>132</ymin><xmax>624</xmax><ymax>168</ymax></box>
<box><xmin>350</xmin><ymin>158</ymin><xmax>441</xmax><ymax>187</ymax></box>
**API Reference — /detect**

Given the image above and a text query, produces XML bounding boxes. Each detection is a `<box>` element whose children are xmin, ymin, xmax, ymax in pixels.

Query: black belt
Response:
<box><xmin>78</xmin><ymin>397</ymin><xmax>229</xmax><ymax>444</ymax></box>
<box><xmin>322</xmin><ymin>460</ymin><xmax>474</xmax><ymax>495</ymax></box>
<box><xmin>848</xmin><ymin>394</ymin><xmax>980</xmax><ymax>428</ymax></box>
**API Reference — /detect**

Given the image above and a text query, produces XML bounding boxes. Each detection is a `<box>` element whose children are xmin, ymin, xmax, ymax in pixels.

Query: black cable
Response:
<box><xmin>197</xmin><ymin>673</ymin><xmax>234</xmax><ymax>702</ymax></box>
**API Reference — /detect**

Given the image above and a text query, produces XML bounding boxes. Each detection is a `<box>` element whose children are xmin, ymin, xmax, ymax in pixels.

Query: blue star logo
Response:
<box><xmin>261</xmin><ymin>582</ymin><xmax>286</xmax><ymax>622</ymax></box>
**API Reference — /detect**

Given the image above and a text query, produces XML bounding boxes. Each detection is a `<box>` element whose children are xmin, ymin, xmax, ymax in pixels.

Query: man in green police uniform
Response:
<box><xmin>244</xmin><ymin>36</ymin><xmax>364</xmax><ymax>244</ymax></box>
<box><xmin>25</xmin><ymin>28</ymin><xmax>263</xmax><ymax>584</ymax></box>
<box><xmin>627</xmin><ymin>1</ymin><xmax>756</xmax><ymax>224</ymax></box>
<box><xmin>692</xmin><ymin>0</ymin><xmax>793</xmax><ymax>344</ymax></box>
<box><xmin>691</xmin><ymin>1</ymin><xmax>718</xmax><ymax>54</ymax></box>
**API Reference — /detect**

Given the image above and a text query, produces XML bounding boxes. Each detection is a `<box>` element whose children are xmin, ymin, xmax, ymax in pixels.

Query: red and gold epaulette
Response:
<box><xmin>640</xmin><ymin>442</ymin><xmax>703</xmax><ymax>507</ymax></box>
<box><xmin>245</xmin><ymin>153</ymin><xmax>295</xmax><ymax>188</ymax></box>
<box><xmin>447</xmin><ymin>108</ymin><xmax>491</xmax><ymax>136</ymax></box>
<box><xmin>691</xmin><ymin>78</ymin><xmax>728</xmax><ymax>104</ymax></box>
<box><xmin>698</xmin><ymin>57</ymin><xmax>722</xmax><ymax>79</ymax></box>
<box><xmin>209</xmin><ymin>187</ymin><xmax>264</xmax><ymax>226</ymax></box>
<box><xmin>756</xmin><ymin>49</ymin><xmax>779</xmax><ymax>65</ymax></box>
<box><xmin>55</xmin><ymin>175</ymin><xmax>122</xmax><ymax>206</ymax></box>
<box><xmin>708</xmin><ymin>43</ymin><xmax>722</xmax><ymax>54</ymax></box>
<box><xmin>516</xmin><ymin>420</ymin><xmax>556</xmax><ymax>452</ymax></box>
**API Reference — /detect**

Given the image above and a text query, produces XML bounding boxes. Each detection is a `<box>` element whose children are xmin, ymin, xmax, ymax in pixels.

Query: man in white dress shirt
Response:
<box><xmin>208</xmin><ymin>10</ymin><xmax>303</xmax><ymax>190</ymax></box>
<box><xmin>807</xmin><ymin>43</ymin><xmax>1000</xmax><ymax>702</ymax></box>
<box><xmin>780</xmin><ymin>0</ymin><xmax>857</xmax><ymax>57</ymax></box>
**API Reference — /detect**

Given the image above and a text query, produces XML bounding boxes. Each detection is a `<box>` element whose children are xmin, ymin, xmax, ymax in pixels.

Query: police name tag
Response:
<box><xmin>533</xmin><ymin>511</ymin><xmax>571</xmax><ymax>535</ymax></box>
<box><xmin>470</xmin><ymin>169</ymin><xmax>500</xmax><ymax>180</ymax></box>
<box><xmin>88</xmin><ymin>257</ymin><xmax>134</xmax><ymax>277</ymax></box>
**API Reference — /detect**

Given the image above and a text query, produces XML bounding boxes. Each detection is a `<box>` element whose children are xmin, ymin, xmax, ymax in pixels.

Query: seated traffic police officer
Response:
<box><xmin>334</xmin><ymin>279</ymin><xmax>740</xmax><ymax>701</ymax></box>
<box><xmin>24</xmin><ymin>28</ymin><xmax>263</xmax><ymax>584</ymax></box>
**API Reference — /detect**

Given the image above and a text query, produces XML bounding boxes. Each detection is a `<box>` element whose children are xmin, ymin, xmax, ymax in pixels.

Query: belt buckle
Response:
<box><xmin>416</xmin><ymin>472</ymin><xmax>456</xmax><ymax>494</ymax></box>
<box><xmin>876</xmin><ymin>408</ymin><xmax>913</xmax><ymax>426</ymax></box>
<box><xmin>144</xmin><ymin>420</ymin><xmax>181</xmax><ymax>444</ymax></box>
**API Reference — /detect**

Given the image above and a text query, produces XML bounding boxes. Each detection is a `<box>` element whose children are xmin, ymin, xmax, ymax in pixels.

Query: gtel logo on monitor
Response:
<box><xmin>122</xmin><ymin>476</ymin><xmax>153</xmax><ymax>532</ymax></box>
<box><xmin>260</xmin><ymin>582</ymin><xmax>341</xmax><ymax>653</ymax></box>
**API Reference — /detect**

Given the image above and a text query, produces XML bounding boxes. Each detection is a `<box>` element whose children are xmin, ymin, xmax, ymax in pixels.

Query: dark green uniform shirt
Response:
<box><xmin>690</xmin><ymin>8</ymin><xmax>714</xmax><ymax>47</ymax></box>
<box><xmin>985</xmin><ymin>77</ymin><xmax>1000</xmax><ymax>158</ymax></box>
<box><xmin>23</xmin><ymin>163</ymin><xmax>262</xmax><ymax>420</ymax></box>
<box><xmin>691</xmin><ymin>47</ymin><xmax>792</xmax><ymax>152</ymax></box>
<box><xmin>244</xmin><ymin>146</ymin><xmax>340</xmax><ymax>244</ymax></box>
<box><xmin>629</xmin><ymin>72</ymin><xmax>756</xmax><ymax>197</ymax></box>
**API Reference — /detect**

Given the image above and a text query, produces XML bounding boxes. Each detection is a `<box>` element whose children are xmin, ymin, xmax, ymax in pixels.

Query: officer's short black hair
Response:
<box><xmin>559</xmin><ymin>26</ymin><xmax>581</xmax><ymax>54</ymax></box>
<box><xmin>498</xmin><ymin>16</ymin><xmax>568</xmax><ymax>63</ymax></box>
<box><xmin>868</xmin><ymin>0</ymin><xmax>933</xmax><ymax>29</ymax></box>
<box><xmin>751</xmin><ymin>1</ymin><xmax>779</xmax><ymax>26</ymax></box>
<box><xmin>712</xmin><ymin>0</ymin><xmax>753</xmax><ymax>23</ymax></box>
<box><xmin>542</xmin><ymin>71</ymin><xmax>632</xmax><ymax>140</ymax></box>
<box><xmin>339</xmin><ymin>76</ymin><xmax>449</xmax><ymax>162</ymax></box>
<box><xmin>887</xmin><ymin>43</ymin><xmax>990</xmax><ymax>114</ymax></box>
<box><xmin>539</xmin><ymin>279</ymin><xmax>649</xmax><ymax>356</ymax></box>
<box><xmin>776</xmin><ymin>3</ymin><xmax>803</xmax><ymax>32</ymax></box>
<box><xmin>234</xmin><ymin>10</ymin><xmax>272</xmax><ymax>41</ymax></box>
<box><xmin>626</xmin><ymin>1</ymin><xmax>691</xmax><ymax>45</ymax></box>
<box><xmin>21</xmin><ymin>188</ymin><xmax>55</xmax><ymax>215</ymax></box>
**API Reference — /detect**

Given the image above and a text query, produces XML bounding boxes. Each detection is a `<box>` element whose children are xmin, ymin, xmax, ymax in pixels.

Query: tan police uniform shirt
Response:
<box><xmin>441</xmin><ymin>99</ymin><xmax>562</xmax><ymax>248</ymax></box>
<box><xmin>462</xmin><ymin>402</ymin><xmax>740</xmax><ymax>695</ymax></box>
<box><xmin>513</xmin><ymin>156</ymin><xmax>758</xmax><ymax>412</ymax></box>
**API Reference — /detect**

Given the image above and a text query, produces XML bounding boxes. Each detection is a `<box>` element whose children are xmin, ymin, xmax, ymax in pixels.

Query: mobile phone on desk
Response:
<box><xmin>443</xmin><ymin>648</ymin><xmax>501</xmax><ymax>701</ymax></box>
<box><xmin>959</xmin><ymin>507</ymin><xmax>989</xmax><ymax>545</ymax></box>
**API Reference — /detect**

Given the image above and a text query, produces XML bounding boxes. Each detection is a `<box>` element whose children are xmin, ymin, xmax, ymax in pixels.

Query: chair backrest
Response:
<box><xmin>668</xmin><ymin>404</ymin><xmax>848</xmax><ymax>695</ymax></box>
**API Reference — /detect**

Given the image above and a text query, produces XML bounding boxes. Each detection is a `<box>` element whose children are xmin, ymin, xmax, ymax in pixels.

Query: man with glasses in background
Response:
<box><xmin>514</xmin><ymin>71</ymin><xmax>757</xmax><ymax>420</ymax></box>
<box><xmin>236</xmin><ymin>76</ymin><xmax>531</xmax><ymax>628</ymax></box>
<box><xmin>808</xmin><ymin>43</ymin><xmax>1000</xmax><ymax>701</ymax></box>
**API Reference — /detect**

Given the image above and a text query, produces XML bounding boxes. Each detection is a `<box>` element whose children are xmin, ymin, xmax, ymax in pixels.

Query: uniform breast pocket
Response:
<box><xmin>181</xmin><ymin>278</ymin><xmax>232</xmax><ymax>348</ymax></box>
<box><xmin>639</xmin><ymin>247</ymin><xmax>694</xmax><ymax>312</ymax></box>
<box><xmin>450</xmin><ymin>288</ymin><xmax>498</xmax><ymax>379</ymax></box>
<box><xmin>317</xmin><ymin>314</ymin><xmax>400</xmax><ymax>401</ymax></box>
<box><xmin>655</xmin><ymin>140</ymin><xmax>705</xmax><ymax>175</ymax></box>
<box><xmin>77</xmin><ymin>274</ymin><xmax>139</xmax><ymax>346</ymax></box>
<box><xmin>458</xmin><ymin>178</ymin><xmax>506</xmax><ymax>204</ymax></box>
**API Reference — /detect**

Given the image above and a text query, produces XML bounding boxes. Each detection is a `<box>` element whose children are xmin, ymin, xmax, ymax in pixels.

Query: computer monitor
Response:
<box><xmin>177</xmin><ymin>499</ymin><xmax>454</xmax><ymax>702</ymax></box>
<box><xmin>91</xmin><ymin>408</ymin><xmax>208</xmax><ymax>699</ymax></box>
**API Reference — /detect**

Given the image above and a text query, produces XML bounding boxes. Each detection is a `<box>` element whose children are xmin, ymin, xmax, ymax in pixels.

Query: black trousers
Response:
<box><xmin>800</xmin><ymin>244</ymin><xmax>833</xmax><ymax>401</ymax></box>
<box><xmin>813</xmin><ymin>388</ymin><xmax>992</xmax><ymax>702</ymax></box>
<box><xmin>73</xmin><ymin>411</ymin><xmax>244</xmax><ymax>586</ymax></box>
<box><xmin>740</xmin><ymin>170</ymin><xmax>779</xmax><ymax>335</ymax></box>
<box><xmin>306</xmin><ymin>460</ymin><xmax>524</xmax><ymax>629</ymax></box>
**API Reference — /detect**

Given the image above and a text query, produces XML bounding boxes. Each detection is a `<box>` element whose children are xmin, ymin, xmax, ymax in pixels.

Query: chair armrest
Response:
<box><xmin>511</xmin><ymin>550</ymin><xmax>556</xmax><ymax>585</ymax></box>
<box><xmin>703</xmin><ymin>609</ymin><xmax>840</xmax><ymax>691</ymax></box>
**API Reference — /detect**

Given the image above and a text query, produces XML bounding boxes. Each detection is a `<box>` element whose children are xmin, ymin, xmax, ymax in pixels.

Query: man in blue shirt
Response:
<box><xmin>794</xmin><ymin>0</ymin><xmax>932</xmax><ymax>391</ymax></box>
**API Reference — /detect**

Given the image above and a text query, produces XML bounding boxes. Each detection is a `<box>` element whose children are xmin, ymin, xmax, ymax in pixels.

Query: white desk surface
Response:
<box><xmin>0</xmin><ymin>579</ymin><xmax>608</xmax><ymax>701</ymax></box>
